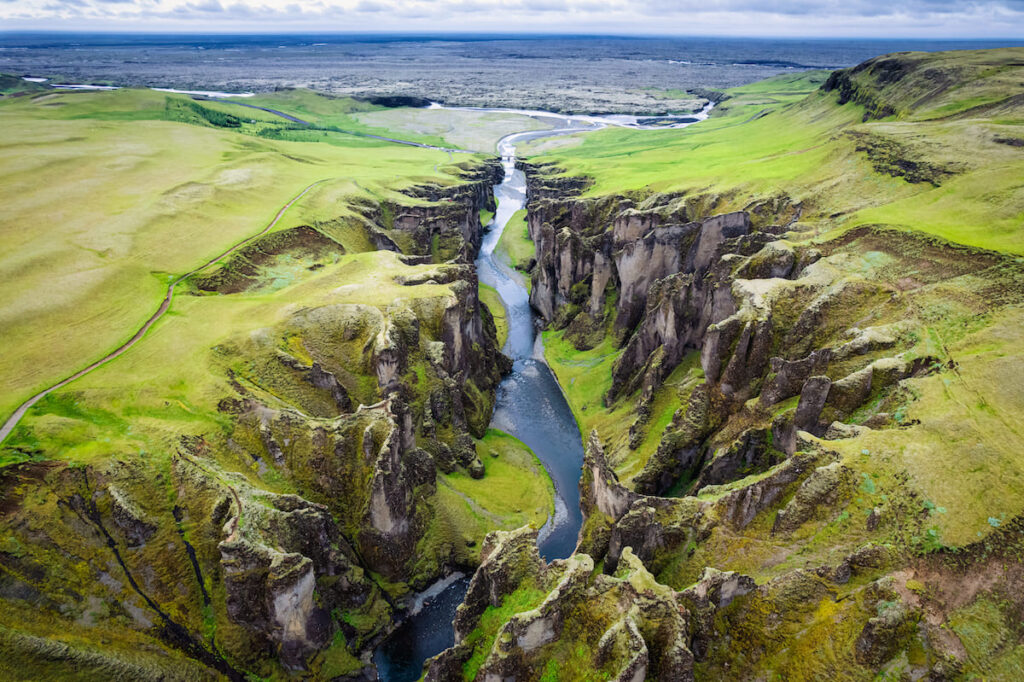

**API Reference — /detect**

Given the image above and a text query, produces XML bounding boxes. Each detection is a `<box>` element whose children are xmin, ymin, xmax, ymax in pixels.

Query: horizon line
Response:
<box><xmin>1</xmin><ymin>30</ymin><xmax>1023</xmax><ymax>42</ymax></box>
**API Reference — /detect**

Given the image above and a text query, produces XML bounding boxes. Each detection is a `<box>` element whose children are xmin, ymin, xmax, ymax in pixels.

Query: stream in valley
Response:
<box><xmin>374</xmin><ymin>106</ymin><xmax>712</xmax><ymax>681</ymax></box>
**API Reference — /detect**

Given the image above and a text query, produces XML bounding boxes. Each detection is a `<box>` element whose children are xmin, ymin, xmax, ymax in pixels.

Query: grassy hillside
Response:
<box><xmin>0</xmin><ymin>86</ymin><xmax>475</xmax><ymax>419</ymax></box>
<box><xmin>536</xmin><ymin>49</ymin><xmax>1024</xmax><ymax>254</ymax></box>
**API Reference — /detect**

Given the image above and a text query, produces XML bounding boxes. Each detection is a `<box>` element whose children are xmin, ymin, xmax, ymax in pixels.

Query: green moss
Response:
<box><xmin>315</xmin><ymin>631</ymin><xmax>364</xmax><ymax>679</ymax></box>
<box><xmin>479</xmin><ymin>283</ymin><xmax>509</xmax><ymax>349</ymax></box>
<box><xmin>948</xmin><ymin>597</ymin><xmax>1012</xmax><ymax>672</ymax></box>
<box><xmin>462</xmin><ymin>585</ymin><xmax>548</xmax><ymax>680</ymax></box>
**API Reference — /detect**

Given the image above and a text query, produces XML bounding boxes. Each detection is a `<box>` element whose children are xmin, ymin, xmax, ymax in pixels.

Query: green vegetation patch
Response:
<box><xmin>479</xmin><ymin>284</ymin><xmax>508</xmax><ymax>349</ymax></box>
<box><xmin>496</xmin><ymin>209</ymin><xmax>534</xmax><ymax>273</ymax></box>
<box><xmin>414</xmin><ymin>430</ymin><xmax>554</xmax><ymax>573</ymax></box>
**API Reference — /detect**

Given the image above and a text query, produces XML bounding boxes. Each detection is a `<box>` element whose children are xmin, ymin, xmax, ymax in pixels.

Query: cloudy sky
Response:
<box><xmin>1</xmin><ymin>0</ymin><xmax>1023</xmax><ymax>37</ymax></box>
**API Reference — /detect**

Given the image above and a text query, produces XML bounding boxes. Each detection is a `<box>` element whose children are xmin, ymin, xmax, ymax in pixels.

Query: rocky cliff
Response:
<box><xmin>0</xmin><ymin>159</ymin><xmax>517</xmax><ymax>680</ymax></box>
<box><xmin>355</xmin><ymin>160</ymin><xmax>502</xmax><ymax>262</ymax></box>
<box><xmin>426</xmin><ymin>115</ymin><xmax>1024</xmax><ymax>677</ymax></box>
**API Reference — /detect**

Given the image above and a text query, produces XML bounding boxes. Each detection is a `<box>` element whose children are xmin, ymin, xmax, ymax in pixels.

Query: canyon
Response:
<box><xmin>2</xmin><ymin>45</ymin><xmax>1024</xmax><ymax>682</ymax></box>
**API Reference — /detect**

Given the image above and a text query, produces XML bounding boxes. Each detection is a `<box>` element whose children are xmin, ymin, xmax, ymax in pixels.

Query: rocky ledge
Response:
<box><xmin>0</xmin><ymin>159</ymin><xmax>514</xmax><ymax>680</ymax></box>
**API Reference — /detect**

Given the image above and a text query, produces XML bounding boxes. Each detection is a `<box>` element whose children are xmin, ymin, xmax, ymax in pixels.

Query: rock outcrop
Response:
<box><xmin>426</xmin><ymin>529</ymin><xmax>696</xmax><ymax>682</ymax></box>
<box><xmin>357</xmin><ymin>160</ymin><xmax>503</xmax><ymax>263</ymax></box>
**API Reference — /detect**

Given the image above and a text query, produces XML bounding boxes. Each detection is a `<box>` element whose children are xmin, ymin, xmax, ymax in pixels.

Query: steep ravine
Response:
<box><xmin>374</xmin><ymin>126</ymin><xmax>589</xmax><ymax>682</ymax></box>
<box><xmin>422</xmin><ymin>149</ymin><xmax>1024</xmax><ymax>678</ymax></box>
<box><xmin>375</xmin><ymin>109</ymin><xmax>740</xmax><ymax>681</ymax></box>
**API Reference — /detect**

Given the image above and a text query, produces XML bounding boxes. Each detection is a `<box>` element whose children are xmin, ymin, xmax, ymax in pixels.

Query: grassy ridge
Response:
<box><xmin>479</xmin><ymin>283</ymin><xmax>508</xmax><ymax>348</ymax></box>
<box><xmin>244</xmin><ymin>88</ymin><xmax>450</xmax><ymax>147</ymax></box>
<box><xmin>537</xmin><ymin>50</ymin><xmax>1024</xmax><ymax>254</ymax></box>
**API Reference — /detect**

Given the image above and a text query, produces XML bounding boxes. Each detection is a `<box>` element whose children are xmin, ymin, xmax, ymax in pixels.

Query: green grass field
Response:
<box><xmin>354</xmin><ymin>108</ymin><xmax>553</xmax><ymax>153</ymax></box>
<box><xmin>244</xmin><ymin>89</ymin><xmax>451</xmax><ymax>147</ymax></box>
<box><xmin>0</xmin><ymin>87</ymin><xmax>481</xmax><ymax>420</ymax></box>
<box><xmin>4</xmin><ymin>249</ymin><xmax>453</xmax><ymax>462</ymax></box>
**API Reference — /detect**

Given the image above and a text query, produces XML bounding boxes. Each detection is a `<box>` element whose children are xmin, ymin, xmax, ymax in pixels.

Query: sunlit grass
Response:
<box><xmin>0</xmin><ymin>87</ymin><xmax>479</xmax><ymax>418</ymax></box>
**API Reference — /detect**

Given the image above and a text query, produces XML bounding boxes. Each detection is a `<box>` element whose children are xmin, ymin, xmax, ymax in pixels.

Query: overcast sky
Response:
<box><xmin>1</xmin><ymin>0</ymin><xmax>1023</xmax><ymax>38</ymax></box>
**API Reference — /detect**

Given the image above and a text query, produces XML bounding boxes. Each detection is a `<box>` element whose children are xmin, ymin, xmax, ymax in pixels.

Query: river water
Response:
<box><xmin>374</xmin><ymin>106</ymin><xmax>711</xmax><ymax>681</ymax></box>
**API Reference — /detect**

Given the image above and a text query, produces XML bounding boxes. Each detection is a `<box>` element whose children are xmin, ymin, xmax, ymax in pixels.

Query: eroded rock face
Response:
<box><xmin>683</xmin><ymin>566</ymin><xmax>757</xmax><ymax>610</ymax></box>
<box><xmin>427</xmin><ymin>535</ymin><xmax>695</xmax><ymax>682</ymax></box>
<box><xmin>583</xmin><ymin>432</ymin><xmax>837</xmax><ymax>582</ymax></box>
<box><xmin>772</xmin><ymin>461</ymin><xmax>855</xmax><ymax>535</ymax></box>
<box><xmin>359</xmin><ymin>160</ymin><xmax>503</xmax><ymax>262</ymax></box>
<box><xmin>454</xmin><ymin>527</ymin><xmax>547</xmax><ymax>642</ymax></box>
<box><xmin>854</xmin><ymin>585</ymin><xmax>920</xmax><ymax>666</ymax></box>
<box><xmin>218</xmin><ymin>491</ymin><xmax>344</xmax><ymax>668</ymax></box>
<box><xmin>691</xmin><ymin>427</ymin><xmax>783</xmax><ymax>493</ymax></box>
<box><xmin>521</xmin><ymin>171</ymin><xmax>962</xmax><ymax>557</ymax></box>
<box><xmin>360</xmin><ymin>406</ymin><xmax>421</xmax><ymax>576</ymax></box>
<box><xmin>527</xmin><ymin>172</ymin><xmax>754</xmax><ymax>385</ymax></box>
<box><xmin>523</xmin><ymin>163</ymin><xmax>952</xmax><ymax>455</ymax></box>
<box><xmin>0</xmin><ymin>157</ymin><xmax>520</xmax><ymax>680</ymax></box>
<box><xmin>580</xmin><ymin>430</ymin><xmax>641</xmax><ymax>522</ymax></box>
<box><xmin>632</xmin><ymin>383</ymin><xmax>716</xmax><ymax>496</ymax></box>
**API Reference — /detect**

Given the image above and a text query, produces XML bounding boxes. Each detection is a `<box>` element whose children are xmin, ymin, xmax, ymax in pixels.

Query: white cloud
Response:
<box><xmin>1</xmin><ymin>0</ymin><xmax>1023</xmax><ymax>35</ymax></box>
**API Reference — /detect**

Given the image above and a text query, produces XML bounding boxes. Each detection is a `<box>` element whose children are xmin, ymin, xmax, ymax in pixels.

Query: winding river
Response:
<box><xmin>374</xmin><ymin>105</ymin><xmax>712</xmax><ymax>681</ymax></box>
